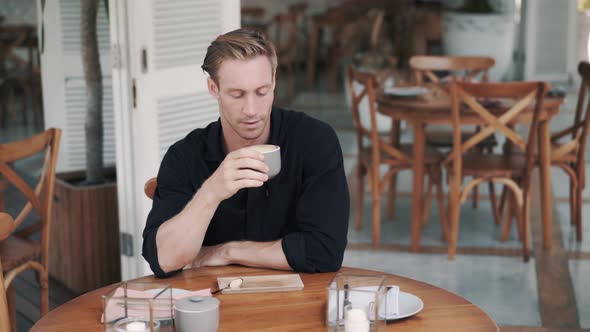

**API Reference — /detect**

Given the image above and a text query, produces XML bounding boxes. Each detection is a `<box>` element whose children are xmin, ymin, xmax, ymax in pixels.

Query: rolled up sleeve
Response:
<box><xmin>281</xmin><ymin>123</ymin><xmax>349</xmax><ymax>272</ymax></box>
<box><xmin>142</xmin><ymin>144</ymin><xmax>194</xmax><ymax>278</ymax></box>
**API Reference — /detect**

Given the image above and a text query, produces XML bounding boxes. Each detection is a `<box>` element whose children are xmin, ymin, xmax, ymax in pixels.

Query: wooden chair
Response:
<box><xmin>0</xmin><ymin>128</ymin><xmax>61</xmax><ymax>330</ymax></box>
<box><xmin>410</xmin><ymin>55</ymin><xmax>499</xmax><ymax>213</ymax></box>
<box><xmin>270</xmin><ymin>12</ymin><xmax>298</xmax><ymax>101</ymax></box>
<box><xmin>347</xmin><ymin>65</ymin><xmax>448</xmax><ymax>246</ymax></box>
<box><xmin>144</xmin><ymin>177</ymin><xmax>157</xmax><ymax>200</ymax></box>
<box><xmin>445</xmin><ymin>81</ymin><xmax>548</xmax><ymax>261</ymax></box>
<box><xmin>410</xmin><ymin>55</ymin><xmax>497</xmax><ymax>150</ymax></box>
<box><xmin>288</xmin><ymin>2</ymin><xmax>309</xmax><ymax>69</ymax></box>
<box><xmin>548</xmin><ymin>61</ymin><xmax>590</xmax><ymax>241</ymax></box>
<box><xmin>241</xmin><ymin>5</ymin><xmax>265</xmax><ymax>19</ymax></box>
<box><xmin>0</xmin><ymin>258</ymin><xmax>9</xmax><ymax>332</ymax></box>
<box><xmin>0</xmin><ymin>25</ymin><xmax>42</xmax><ymax>130</ymax></box>
<box><xmin>241</xmin><ymin>6</ymin><xmax>266</xmax><ymax>32</ymax></box>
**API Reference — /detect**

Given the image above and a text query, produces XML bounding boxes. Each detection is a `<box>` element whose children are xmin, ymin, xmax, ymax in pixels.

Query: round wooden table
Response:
<box><xmin>32</xmin><ymin>266</ymin><xmax>498</xmax><ymax>331</ymax></box>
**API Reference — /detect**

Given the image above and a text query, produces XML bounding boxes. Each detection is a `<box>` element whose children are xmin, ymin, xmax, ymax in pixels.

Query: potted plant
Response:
<box><xmin>442</xmin><ymin>0</ymin><xmax>516</xmax><ymax>81</ymax></box>
<box><xmin>46</xmin><ymin>0</ymin><xmax>121</xmax><ymax>294</ymax></box>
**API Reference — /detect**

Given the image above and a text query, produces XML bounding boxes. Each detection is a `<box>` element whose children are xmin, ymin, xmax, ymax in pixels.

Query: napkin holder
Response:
<box><xmin>325</xmin><ymin>273</ymin><xmax>388</xmax><ymax>331</ymax></box>
<box><xmin>102</xmin><ymin>282</ymin><xmax>173</xmax><ymax>332</ymax></box>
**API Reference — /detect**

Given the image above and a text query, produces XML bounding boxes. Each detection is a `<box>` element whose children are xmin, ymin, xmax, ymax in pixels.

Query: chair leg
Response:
<box><xmin>522</xmin><ymin>191</ymin><xmax>531</xmax><ymax>262</ymax></box>
<box><xmin>447</xmin><ymin>179</ymin><xmax>460</xmax><ymax>260</ymax></box>
<box><xmin>501</xmin><ymin>191</ymin><xmax>514</xmax><ymax>241</ymax></box>
<box><xmin>38</xmin><ymin>269</ymin><xmax>49</xmax><ymax>316</ymax></box>
<box><xmin>576</xmin><ymin>185</ymin><xmax>583</xmax><ymax>241</ymax></box>
<box><xmin>386</xmin><ymin>170</ymin><xmax>398</xmax><ymax>220</ymax></box>
<box><xmin>7</xmin><ymin>284</ymin><xmax>16</xmax><ymax>332</ymax></box>
<box><xmin>472</xmin><ymin>184</ymin><xmax>479</xmax><ymax>209</ymax></box>
<box><xmin>371</xmin><ymin>170</ymin><xmax>381</xmax><ymax>246</ymax></box>
<box><xmin>355</xmin><ymin>165</ymin><xmax>365</xmax><ymax>231</ymax></box>
<box><xmin>435</xmin><ymin>179</ymin><xmax>449</xmax><ymax>242</ymax></box>
<box><xmin>498</xmin><ymin>185</ymin><xmax>507</xmax><ymax>217</ymax></box>
<box><xmin>489</xmin><ymin>182</ymin><xmax>501</xmax><ymax>225</ymax></box>
<box><xmin>372</xmin><ymin>193</ymin><xmax>381</xmax><ymax>247</ymax></box>
<box><xmin>514</xmin><ymin>191</ymin><xmax>524</xmax><ymax>242</ymax></box>
<box><xmin>422</xmin><ymin>174</ymin><xmax>434</xmax><ymax>225</ymax></box>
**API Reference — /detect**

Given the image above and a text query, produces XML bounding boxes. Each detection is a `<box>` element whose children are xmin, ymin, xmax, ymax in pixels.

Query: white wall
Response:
<box><xmin>37</xmin><ymin>0</ymin><xmax>114</xmax><ymax>173</ymax></box>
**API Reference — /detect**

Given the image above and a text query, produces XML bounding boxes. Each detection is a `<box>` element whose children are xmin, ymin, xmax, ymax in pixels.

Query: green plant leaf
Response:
<box><xmin>103</xmin><ymin>0</ymin><xmax>109</xmax><ymax>22</ymax></box>
<box><xmin>40</xmin><ymin>0</ymin><xmax>46</xmax><ymax>53</ymax></box>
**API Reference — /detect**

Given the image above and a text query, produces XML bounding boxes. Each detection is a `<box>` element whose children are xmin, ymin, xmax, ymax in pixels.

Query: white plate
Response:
<box><xmin>384</xmin><ymin>86</ymin><xmax>428</xmax><ymax>97</ymax></box>
<box><xmin>392</xmin><ymin>291</ymin><xmax>424</xmax><ymax>320</ymax></box>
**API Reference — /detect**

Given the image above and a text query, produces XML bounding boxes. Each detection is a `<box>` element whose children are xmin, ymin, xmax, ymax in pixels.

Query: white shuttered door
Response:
<box><xmin>110</xmin><ymin>0</ymin><xmax>239</xmax><ymax>278</ymax></box>
<box><xmin>524</xmin><ymin>0</ymin><xmax>577</xmax><ymax>82</ymax></box>
<box><xmin>39</xmin><ymin>0</ymin><xmax>114</xmax><ymax>172</ymax></box>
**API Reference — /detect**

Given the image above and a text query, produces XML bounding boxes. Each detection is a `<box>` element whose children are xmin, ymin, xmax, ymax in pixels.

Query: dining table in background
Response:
<box><xmin>305</xmin><ymin>11</ymin><xmax>347</xmax><ymax>92</ymax></box>
<box><xmin>0</xmin><ymin>23</ymin><xmax>39</xmax><ymax>74</ymax></box>
<box><xmin>31</xmin><ymin>265</ymin><xmax>499</xmax><ymax>331</ymax></box>
<box><xmin>376</xmin><ymin>87</ymin><xmax>563</xmax><ymax>252</ymax></box>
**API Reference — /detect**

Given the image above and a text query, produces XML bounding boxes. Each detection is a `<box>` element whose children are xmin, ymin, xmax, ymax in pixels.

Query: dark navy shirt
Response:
<box><xmin>142</xmin><ymin>107</ymin><xmax>349</xmax><ymax>278</ymax></box>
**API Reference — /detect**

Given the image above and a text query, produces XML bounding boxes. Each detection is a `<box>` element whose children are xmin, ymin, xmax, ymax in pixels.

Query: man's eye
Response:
<box><xmin>231</xmin><ymin>93</ymin><xmax>243</xmax><ymax>99</ymax></box>
<box><xmin>256</xmin><ymin>89</ymin><xmax>269</xmax><ymax>96</ymax></box>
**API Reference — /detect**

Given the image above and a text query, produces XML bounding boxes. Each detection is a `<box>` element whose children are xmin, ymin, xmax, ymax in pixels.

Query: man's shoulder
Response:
<box><xmin>165</xmin><ymin>122</ymin><xmax>215</xmax><ymax>158</ymax></box>
<box><xmin>276</xmin><ymin>108</ymin><xmax>335</xmax><ymax>137</ymax></box>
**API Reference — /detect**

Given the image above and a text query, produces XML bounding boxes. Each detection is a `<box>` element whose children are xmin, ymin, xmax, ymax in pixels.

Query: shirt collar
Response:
<box><xmin>204</xmin><ymin>107</ymin><xmax>281</xmax><ymax>162</ymax></box>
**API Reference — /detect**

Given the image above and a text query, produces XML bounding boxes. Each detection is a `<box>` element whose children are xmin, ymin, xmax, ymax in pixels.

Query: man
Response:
<box><xmin>142</xmin><ymin>29</ymin><xmax>349</xmax><ymax>278</ymax></box>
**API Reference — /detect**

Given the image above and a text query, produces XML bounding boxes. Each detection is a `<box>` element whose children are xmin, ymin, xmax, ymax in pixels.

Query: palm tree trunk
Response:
<box><xmin>81</xmin><ymin>0</ymin><xmax>104</xmax><ymax>183</ymax></box>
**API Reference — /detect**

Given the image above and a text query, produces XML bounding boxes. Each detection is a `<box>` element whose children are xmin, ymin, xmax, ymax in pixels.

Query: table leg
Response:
<box><xmin>386</xmin><ymin>119</ymin><xmax>401</xmax><ymax>220</ymax></box>
<box><xmin>539</xmin><ymin>120</ymin><xmax>552</xmax><ymax>250</ymax></box>
<box><xmin>412</xmin><ymin>121</ymin><xmax>425</xmax><ymax>252</ymax></box>
<box><xmin>306</xmin><ymin>20</ymin><xmax>319</xmax><ymax>89</ymax></box>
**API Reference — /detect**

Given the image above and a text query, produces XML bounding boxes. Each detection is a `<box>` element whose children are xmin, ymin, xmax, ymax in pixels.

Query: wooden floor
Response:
<box><xmin>11</xmin><ymin>270</ymin><xmax>77</xmax><ymax>331</ymax></box>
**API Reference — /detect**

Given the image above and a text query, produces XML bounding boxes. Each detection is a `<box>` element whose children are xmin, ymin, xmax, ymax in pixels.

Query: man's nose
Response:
<box><xmin>243</xmin><ymin>94</ymin><xmax>257</xmax><ymax>116</ymax></box>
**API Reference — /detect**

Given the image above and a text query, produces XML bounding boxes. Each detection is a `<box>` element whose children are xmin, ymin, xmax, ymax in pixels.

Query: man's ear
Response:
<box><xmin>272</xmin><ymin>69</ymin><xmax>277</xmax><ymax>90</ymax></box>
<box><xmin>207</xmin><ymin>77</ymin><xmax>219</xmax><ymax>98</ymax></box>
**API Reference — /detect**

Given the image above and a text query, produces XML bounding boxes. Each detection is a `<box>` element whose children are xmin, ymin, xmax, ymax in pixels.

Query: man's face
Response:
<box><xmin>208</xmin><ymin>55</ymin><xmax>275</xmax><ymax>143</ymax></box>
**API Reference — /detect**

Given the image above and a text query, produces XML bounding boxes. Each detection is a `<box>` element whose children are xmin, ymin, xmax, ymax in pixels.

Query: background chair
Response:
<box><xmin>144</xmin><ymin>177</ymin><xmax>157</xmax><ymax>200</ymax></box>
<box><xmin>0</xmin><ymin>128</ymin><xmax>61</xmax><ymax>330</ymax></box>
<box><xmin>269</xmin><ymin>12</ymin><xmax>298</xmax><ymax>101</ymax></box>
<box><xmin>240</xmin><ymin>5</ymin><xmax>266</xmax><ymax>31</ymax></box>
<box><xmin>347</xmin><ymin>65</ymin><xmax>447</xmax><ymax>246</ymax></box>
<box><xmin>545</xmin><ymin>61</ymin><xmax>590</xmax><ymax>241</ymax></box>
<box><xmin>445</xmin><ymin>81</ymin><xmax>547</xmax><ymax>261</ymax></box>
<box><xmin>410</xmin><ymin>55</ymin><xmax>500</xmax><ymax>216</ymax></box>
<box><xmin>0</xmin><ymin>258</ymin><xmax>9</xmax><ymax>332</ymax></box>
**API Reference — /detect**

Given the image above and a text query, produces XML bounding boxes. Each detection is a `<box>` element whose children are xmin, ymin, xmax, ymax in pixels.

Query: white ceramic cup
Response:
<box><xmin>249</xmin><ymin>144</ymin><xmax>281</xmax><ymax>178</ymax></box>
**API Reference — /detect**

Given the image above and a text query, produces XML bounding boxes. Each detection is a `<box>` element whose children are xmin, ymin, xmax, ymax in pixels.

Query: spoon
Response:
<box><xmin>212</xmin><ymin>278</ymin><xmax>243</xmax><ymax>295</ymax></box>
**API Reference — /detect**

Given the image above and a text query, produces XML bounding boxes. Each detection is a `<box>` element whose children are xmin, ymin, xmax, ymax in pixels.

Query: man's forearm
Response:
<box><xmin>226</xmin><ymin>240</ymin><xmax>292</xmax><ymax>270</ymax></box>
<box><xmin>155</xmin><ymin>183</ymin><xmax>220</xmax><ymax>273</ymax></box>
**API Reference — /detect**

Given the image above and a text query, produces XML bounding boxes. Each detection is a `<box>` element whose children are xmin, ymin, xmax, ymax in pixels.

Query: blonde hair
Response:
<box><xmin>201</xmin><ymin>29</ymin><xmax>277</xmax><ymax>84</ymax></box>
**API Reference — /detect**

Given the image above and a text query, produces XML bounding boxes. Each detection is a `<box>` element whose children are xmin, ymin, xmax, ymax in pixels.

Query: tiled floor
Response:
<box><xmin>343</xmin><ymin>250</ymin><xmax>541</xmax><ymax>326</ymax></box>
<box><xmin>569</xmin><ymin>259</ymin><xmax>590</xmax><ymax>328</ymax></box>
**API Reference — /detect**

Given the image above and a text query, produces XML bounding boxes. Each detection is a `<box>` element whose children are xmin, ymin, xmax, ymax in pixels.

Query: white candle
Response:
<box><xmin>126</xmin><ymin>321</ymin><xmax>148</xmax><ymax>332</ymax></box>
<box><xmin>344</xmin><ymin>308</ymin><xmax>369</xmax><ymax>332</ymax></box>
<box><xmin>114</xmin><ymin>319</ymin><xmax>156</xmax><ymax>332</ymax></box>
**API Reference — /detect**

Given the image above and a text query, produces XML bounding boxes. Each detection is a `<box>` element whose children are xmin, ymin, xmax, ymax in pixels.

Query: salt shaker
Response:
<box><xmin>174</xmin><ymin>296</ymin><xmax>220</xmax><ymax>332</ymax></box>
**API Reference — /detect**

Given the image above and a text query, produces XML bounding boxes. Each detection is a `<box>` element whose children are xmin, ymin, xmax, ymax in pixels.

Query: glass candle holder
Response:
<box><xmin>326</xmin><ymin>273</ymin><xmax>388</xmax><ymax>332</ymax></box>
<box><xmin>102</xmin><ymin>282</ymin><xmax>173</xmax><ymax>332</ymax></box>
